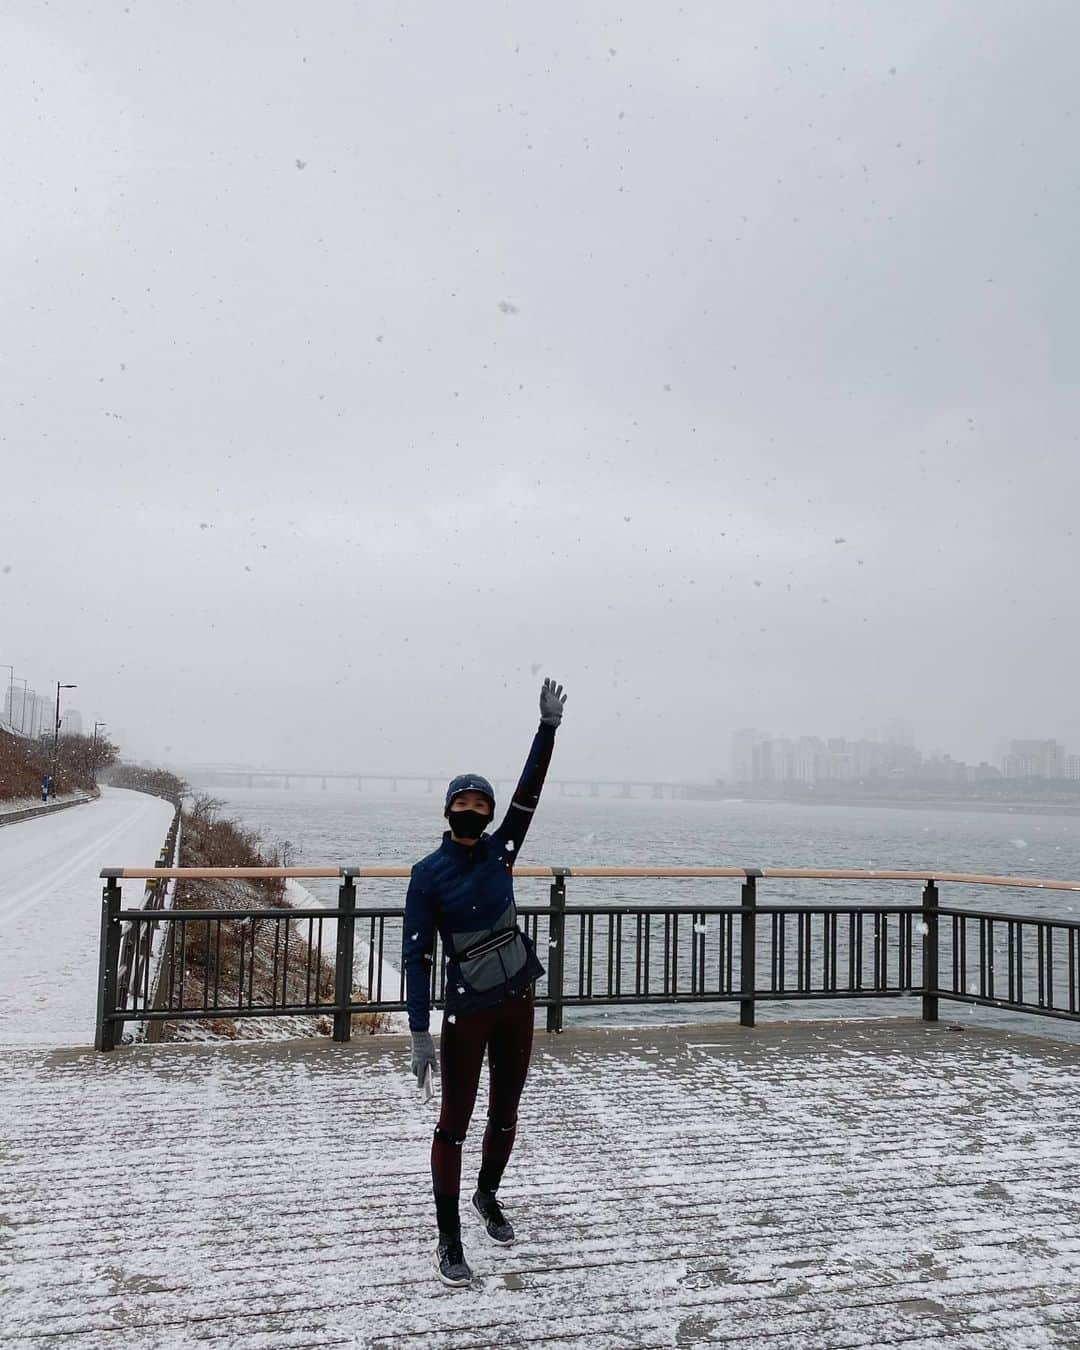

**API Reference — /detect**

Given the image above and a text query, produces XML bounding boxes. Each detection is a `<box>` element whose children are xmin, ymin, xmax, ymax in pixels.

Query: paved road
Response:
<box><xmin>3</xmin><ymin>1018</ymin><xmax>1079</xmax><ymax>1348</ymax></box>
<box><xmin>0</xmin><ymin>787</ymin><xmax>173</xmax><ymax>1047</ymax></box>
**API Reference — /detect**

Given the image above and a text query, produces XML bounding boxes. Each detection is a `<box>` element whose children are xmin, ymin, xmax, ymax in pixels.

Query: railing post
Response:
<box><xmin>922</xmin><ymin>880</ymin><xmax>939</xmax><ymax>1022</ymax></box>
<box><xmin>546</xmin><ymin>868</ymin><xmax>568</xmax><ymax>1034</ymax></box>
<box><xmin>739</xmin><ymin>871</ymin><xmax>758</xmax><ymax>1027</ymax></box>
<box><xmin>95</xmin><ymin>874</ymin><xmax>123</xmax><ymax>1052</ymax></box>
<box><xmin>333</xmin><ymin>870</ymin><xmax>357</xmax><ymax>1042</ymax></box>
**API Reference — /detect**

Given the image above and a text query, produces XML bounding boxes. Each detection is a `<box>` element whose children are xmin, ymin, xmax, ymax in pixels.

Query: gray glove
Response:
<box><xmin>539</xmin><ymin>677</ymin><xmax>566</xmax><ymax>727</ymax></box>
<box><xmin>410</xmin><ymin>1030</ymin><xmax>436</xmax><ymax>1088</ymax></box>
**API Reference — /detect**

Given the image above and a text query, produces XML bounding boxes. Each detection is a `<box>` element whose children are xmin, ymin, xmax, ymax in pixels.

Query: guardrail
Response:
<box><xmin>113</xmin><ymin>805</ymin><xmax>182</xmax><ymax>1035</ymax></box>
<box><xmin>0</xmin><ymin>794</ymin><xmax>95</xmax><ymax>828</ymax></box>
<box><xmin>94</xmin><ymin>865</ymin><xmax>1080</xmax><ymax>1050</ymax></box>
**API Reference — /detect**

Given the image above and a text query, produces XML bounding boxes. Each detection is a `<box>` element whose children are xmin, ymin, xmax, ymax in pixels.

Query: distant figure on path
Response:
<box><xmin>40</xmin><ymin>774</ymin><xmax>50</xmax><ymax>803</ymax></box>
<box><xmin>403</xmin><ymin>677</ymin><xmax>567</xmax><ymax>1287</ymax></box>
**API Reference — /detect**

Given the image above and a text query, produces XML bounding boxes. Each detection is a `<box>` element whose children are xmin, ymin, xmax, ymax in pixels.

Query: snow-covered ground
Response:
<box><xmin>0</xmin><ymin>787</ymin><xmax>173</xmax><ymax>1047</ymax></box>
<box><xmin>3</xmin><ymin>1019</ymin><xmax>1080</xmax><ymax>1348</ymax></box>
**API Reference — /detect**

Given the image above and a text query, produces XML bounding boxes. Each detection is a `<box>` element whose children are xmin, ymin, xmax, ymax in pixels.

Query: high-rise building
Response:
<box><xmin>731</xmin><ymin>729</ymin><xmax>763</xmax><ymax>784</ymax></box>
<box><xmin>923</xmin><ymin>753</ymin><xmax>969</xmax><ymax>783</ymax></box>
<box><xmin>881</xmin><ymin>718</ymin><xmax>915</xmax><ymax>748</ymax></box>
<box><xmin>795</xmin><ymin>736</ymin><xmax>825</xmax><ymax>784</ymax></box>
<box><xmin>826</xmin><ymin>744</ymin><xmax>856</xmax><ymax>781</ymax></box>
<box><xmin>1003</xmin><ymin>740</ymin><xmax>1065</xmax><ymax>779</ymax></box>
<box><xmin>3</xmin><ymin>687</ymin><xmax>24</xmax><ymax>729</ymax></box>
<box><xmin>3</xmin><ymin>687</ymin><xmax>53</xmax><ymax>738</ymax></box>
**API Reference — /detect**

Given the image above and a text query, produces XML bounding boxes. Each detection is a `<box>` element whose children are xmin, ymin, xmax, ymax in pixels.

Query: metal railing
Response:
<box><xmin>94</xmin><ymin>865</ymin><xmax>1080</xmax><ymax>1050</ymax></box>
<box><xmin>113</xmin><ymin>805</ymin><xmax>182</xmax><ymax>1026</ymax></box>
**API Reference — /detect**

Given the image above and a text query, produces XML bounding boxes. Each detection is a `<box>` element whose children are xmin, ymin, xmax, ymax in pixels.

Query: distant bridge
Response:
<box><xmin>182</xmin><ymin>767</ymin><xmax>709</xmax><ymax>801</ymax></box>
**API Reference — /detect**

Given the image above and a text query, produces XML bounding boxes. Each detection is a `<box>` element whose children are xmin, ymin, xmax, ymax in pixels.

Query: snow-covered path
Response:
<box><xmin>0</xmin><ymin>788</ymin><xmax>173</xmax><ymax>1048</ymax></box>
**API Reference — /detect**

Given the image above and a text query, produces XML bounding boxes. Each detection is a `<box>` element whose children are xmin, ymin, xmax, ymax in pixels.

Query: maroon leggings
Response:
<box><xmin>431</xmin><ymin>986</ymin><xmax>535</xmax><ymax>1234</ymax></box>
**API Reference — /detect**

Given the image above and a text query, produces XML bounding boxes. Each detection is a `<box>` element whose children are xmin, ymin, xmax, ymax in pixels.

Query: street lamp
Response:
<box><xmin>53</xmin><ymin>682</ymin><xmax>77</xmax><ymax>790</ymax></box>
<box><xmin>1</xmin><ymin>665</ymin><xmax>13</xmax><ymax>728</ymax></box>
<box><xmin>13</xmin><ymin>678</ymin><xmax>29</xmax><ymax>734</ymax></box>
<box><xmin>92</xmin><ymin>721</ymin><xmax>107</xmax><ymax>786</ymax></box>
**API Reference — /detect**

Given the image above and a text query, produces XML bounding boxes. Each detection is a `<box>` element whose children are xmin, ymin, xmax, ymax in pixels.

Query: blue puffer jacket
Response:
<box><xmin>402</xmin><ymin>722</ymin><xmax>556</xmax><ymax>1031</ymax></box>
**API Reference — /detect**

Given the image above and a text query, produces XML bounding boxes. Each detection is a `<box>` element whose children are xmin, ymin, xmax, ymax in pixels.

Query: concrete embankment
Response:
<box><xmin>0</xmin><ymin>793</ymin><xmax>96</xmax><ymax>828</ymax></box>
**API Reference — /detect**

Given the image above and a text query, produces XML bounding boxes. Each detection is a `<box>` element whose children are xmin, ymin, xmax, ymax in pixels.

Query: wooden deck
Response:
<box><xmin>3</xmin><ymin>1018</ymin><xmax>1080</xmax><ymax>1349</ymax></box>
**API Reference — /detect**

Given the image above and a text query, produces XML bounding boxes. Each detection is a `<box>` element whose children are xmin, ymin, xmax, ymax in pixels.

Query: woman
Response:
<box><xmin>403</xmin><ymin>677</ymin><xmax>566</xmax><ymax>1286</ymax></box>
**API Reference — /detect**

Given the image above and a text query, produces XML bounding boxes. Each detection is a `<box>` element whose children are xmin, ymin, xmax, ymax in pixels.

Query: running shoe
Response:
<box><xmin>472</xmin><ymin>1189</ymin><xmax>515</xmax><ymax>1245</ymax></box>
<box><xmin>436</xmin><ymin>1232</ymin><xmax>473</xmax><ymax>1286</ymax></box>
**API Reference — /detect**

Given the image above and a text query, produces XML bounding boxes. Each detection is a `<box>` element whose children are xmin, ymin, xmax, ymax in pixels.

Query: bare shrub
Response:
<box><xmin>158</xmin><ymin>803</ymin><xmax>390</xmax><ymax>1040</ymax></box>
<box><xmin>101</xmin><ymin>762</ymin><xmax>185</xmax><ymax>805</ymax></box>
<box><xmin>0</xmin><ymin>728</ymin><xmax>114</xmax><ymax>800</ymax></box>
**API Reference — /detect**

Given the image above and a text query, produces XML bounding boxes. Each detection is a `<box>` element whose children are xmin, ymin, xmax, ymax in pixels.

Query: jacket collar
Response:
<box><xmin>440</xmin><ymin>830</ymin><xmax>489</xmax><ymax>861</ymax></box>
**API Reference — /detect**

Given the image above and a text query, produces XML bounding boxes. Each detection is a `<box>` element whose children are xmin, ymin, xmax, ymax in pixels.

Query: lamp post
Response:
<box><xmin>1</xmin><ymin>665</ymin><xmax>13</xmax><ymax>728</ymax></box>
<box><xmin>92</xmin><ymin>721</ymin><xmax>107</xmax><ymax>786</ymax></box>
<box><xmin>53</xmin><ymin>682</ymin><xmax>77</xmax><ymax>789</ymax></box>
<box><xmin>14</xmin><ymin>678</ymin><xmax>29</xmax><ymax>734</ymax></box>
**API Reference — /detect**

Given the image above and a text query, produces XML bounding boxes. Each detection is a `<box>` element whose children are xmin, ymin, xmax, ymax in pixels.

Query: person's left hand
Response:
<box><xmin>539</xmin><ymin>677</ymin><xmax>566</xmax><ymax>726</ymax></box>
<box><xmin>410</xmin><ymin>1030</ymin><xmax>437</xmax><ymax>1088</ymax></box>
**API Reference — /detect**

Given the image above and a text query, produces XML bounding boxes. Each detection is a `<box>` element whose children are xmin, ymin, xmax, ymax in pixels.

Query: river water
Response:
<box><xmin>200</xmin><ymin>784</ymin><xmax>1080</xmax><ymax>1043</ymax></box>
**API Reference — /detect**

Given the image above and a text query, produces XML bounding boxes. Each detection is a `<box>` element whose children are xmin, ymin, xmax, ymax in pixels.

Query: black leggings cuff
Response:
<box><xmin>434</xmin><ymin>1190</ymin><xmax>461</xmax><ymax>1236</ymax></box>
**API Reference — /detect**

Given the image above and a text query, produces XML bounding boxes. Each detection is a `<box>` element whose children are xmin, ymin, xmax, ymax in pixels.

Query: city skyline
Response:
<box><xmin>3</xmin><ymin>686</ymin><xmax>90</xmax><ymax>744</ymax></box>
<box><xmin>731</xmin><ymin>727</ymin><xmax>1080</xmax><ymax>786</ymax></box>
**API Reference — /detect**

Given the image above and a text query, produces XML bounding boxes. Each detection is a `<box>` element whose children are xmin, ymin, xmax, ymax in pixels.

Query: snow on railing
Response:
<box><xmin>103</xmin><ymin>863</ymin><xmax>1080</xmax><ymax>889</ymax></box>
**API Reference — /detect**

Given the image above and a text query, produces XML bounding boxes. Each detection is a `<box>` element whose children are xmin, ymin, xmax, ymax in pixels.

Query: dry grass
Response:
<box><xmin>159</xmin><ymin>796</ymin><xmax>388</xmax><ymax>1040</ymax></box>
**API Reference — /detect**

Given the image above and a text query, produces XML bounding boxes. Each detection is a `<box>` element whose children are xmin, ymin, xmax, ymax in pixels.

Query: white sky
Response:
<box><xmin>2</xmin><ymin>1</ymin><xmax>1078</xmax><ymax>778</ymax></box>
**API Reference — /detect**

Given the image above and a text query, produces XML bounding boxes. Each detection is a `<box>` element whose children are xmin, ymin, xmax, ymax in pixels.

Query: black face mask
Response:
<box><xmin>447</xmin><ymin>808</ymin><xmax>489</xmax><ymax>840</ymax></box>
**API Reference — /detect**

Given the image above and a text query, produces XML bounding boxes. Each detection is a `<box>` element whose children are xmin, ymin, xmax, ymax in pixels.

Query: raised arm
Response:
<box><xmin>491</xmin><ymin>678</ymin><xmax>566</xmax><ymax>860</ymax></box>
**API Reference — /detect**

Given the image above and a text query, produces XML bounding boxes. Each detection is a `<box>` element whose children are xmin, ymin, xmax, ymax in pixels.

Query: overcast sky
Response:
<box><xmin>2</xmin><ymin>1</ymin><xmax>1078</xmax><ymax>780</ymax></box>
